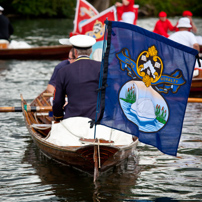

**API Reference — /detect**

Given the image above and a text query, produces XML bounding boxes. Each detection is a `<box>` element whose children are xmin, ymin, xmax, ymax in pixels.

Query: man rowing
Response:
<box><xmin>0</xmin><ymin>6</ymin><xmax>14</xmax><ymax>42</ymax></box>
<box><xmin>47</xmin><ymin>47</ymin><xmax>76</xmax><ymax>94</ymax></box>
<box><xmin>169</xmin><ymin>17</ymin><xmax>199</xmax><ymax>52</ymax></box>
<box><xmin>153</xmin><ymin>11</ymin><xmax>175</xmax><ymax>38</ymax></box>
<box><xmin>53</xmin><ymin>34</ymin><xmax>101</xmax><ymax>121</ymax></box>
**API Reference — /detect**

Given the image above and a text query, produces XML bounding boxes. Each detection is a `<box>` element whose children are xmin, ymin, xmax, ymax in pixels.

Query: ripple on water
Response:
<box><xmin>0</xmin><ymin>18</ymin><xmax>202</xmax><ymax>202</ymax></box>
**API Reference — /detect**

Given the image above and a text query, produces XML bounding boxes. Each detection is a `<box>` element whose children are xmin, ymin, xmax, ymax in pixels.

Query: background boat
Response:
<box><xmin>0</xmin><ymin>17</ymin><xmax>202</xmax><ymax>201</ymax></box>
<box><xmin>190</xmin><ymin>68</ymin><xmax>202</xmax><ymax>95</ymax></box>
<box><xmin>0</xmin><ymin>45</ymin><xmax>72</xmax><ymax>60</ymax></box>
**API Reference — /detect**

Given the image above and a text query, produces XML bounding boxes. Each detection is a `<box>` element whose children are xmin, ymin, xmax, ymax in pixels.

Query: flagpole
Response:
<box><xmin>188</xmin><ymin>97</ymin><xmax>202</xmax><ymax>103</ymax></box>
<box><xmin>94</xmin><ymin>20</ymin><xmax>108</xmax><ymax>139</ymax></box>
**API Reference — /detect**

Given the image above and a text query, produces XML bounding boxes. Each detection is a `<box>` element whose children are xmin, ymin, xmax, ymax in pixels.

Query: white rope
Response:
<box><xmin>31</xmin><ymin>124</ymin><xmax>52</xmax><ymax>130</ymax></box>
<box><xmin>60</xmin><ymin>120</ymin><xmax>85</xmax><ymax>139</ymax></box>
<box><xmin>57</xmin><ymin>121</ymin><xmax>115</xmax><ymax>146</ymax></box>
<box><xmin>98</xmin><ymin>139</ymin><xmax>101</xmax><ymax>168</ymax></box>
<box><xmin>34</xmin><ymin>113</ymin><xmax>39</xmax><ymax>124</ymax></box>
<box><xmin>44</xmin><ymin>130</ymin><xmax>51</xmax><ymax>140</ymax></box>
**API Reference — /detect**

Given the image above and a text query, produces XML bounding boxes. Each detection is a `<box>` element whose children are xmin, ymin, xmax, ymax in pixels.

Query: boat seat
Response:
<box><xmin>31</xmin><ymin>124</ymin><xmax>52</xmax><ymax>130</ymax></box>
<box><xmin>0</xmin><ymin>39</ymin><xmax>9</xmax><ymax>49</ymax></box>
<box><xmin>193</xmin><ymin>69</ymin><xmax>199</xmax><ymax>77</ymax></box>
<box><xmin>79</xmin><ymin>138</ymin><xmax>114</xmax><ymax>145</ymax></box>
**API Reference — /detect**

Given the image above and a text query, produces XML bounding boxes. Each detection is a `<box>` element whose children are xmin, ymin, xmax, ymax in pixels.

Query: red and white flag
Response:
<box><xmin>71</xmin><ymin>0</ymin><xmax>99</xmax><ymax>36</ymax></box>
<box><xmin>79</xmin><ymin>6</ymin><xmax>117</xmax><ymax>42</ymax></box>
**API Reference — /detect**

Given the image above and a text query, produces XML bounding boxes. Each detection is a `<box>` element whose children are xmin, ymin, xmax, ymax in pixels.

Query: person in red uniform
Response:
<box><xmin>115</xmin><ymin>0</ymin><xmax>135</xmax><ymax>24</ymax></box>
<box><xmin>53</xmin><ymin>35</ymin><xmax>101</xmax><ymax>121</ymax></box>
<box><xmin>153</xmin><ymin>11</ymin><xmax>174</xmax><ymax>38</ymax></box>
<box><xmin>175</xmin><ymin>11</ymin><xmax>197</xmax><ymax>33</ymax></box>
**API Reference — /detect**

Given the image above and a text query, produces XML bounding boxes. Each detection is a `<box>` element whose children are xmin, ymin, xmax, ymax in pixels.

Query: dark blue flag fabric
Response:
<box><xmin>96</xmin><ymin>20</ymin><xmax>198</xmax><ymax>156</ymax></box>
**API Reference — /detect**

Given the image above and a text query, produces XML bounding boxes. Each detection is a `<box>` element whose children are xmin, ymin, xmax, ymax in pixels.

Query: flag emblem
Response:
<box><xmin>117</xmin><ymin>46</ymin><xmax>169</xmax><ymax>132</ymax></box>
<box><xmin>80</xmin><ymin>7</ymin><xmax>97</xmax><ymax>18</ymax></box>
<box><xmin>85</xmin><ymin>20</ymin><xmax>105</xmax><ymax>40</ymax></box>
<box><xmin>97</xmin><ymin>21</ymin><xmax>198</xmax><ymax>155</ymax></box>
<box><xmin>116</xmin><ymin>46</ymin><xmax>186</xmax><ymax>95</ymax></box>
<box><xmin>119</xmin><ymin>80</ymin><xmax>169</xmax><ymax>132</ymax></box>
<box><xmin>137</xmin><ymin>46</ymin><xmax>163</xmax><ymax>87</ymax></box>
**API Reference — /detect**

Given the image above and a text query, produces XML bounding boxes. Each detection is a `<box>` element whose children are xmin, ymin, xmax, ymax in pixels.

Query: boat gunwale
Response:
<box><xmin>0</xmin><ymin>44</ymin><xmax>72</xmax><ymax>60</ymax></box>
<box><xmin>21</xmin><ymin>91</ymin><xmax>139</xmax><ymax>175</ymax></box>
<box><xmin>26</xmin><ymin>120</ymin><xmax>138</xmax><ymax>153</ymax></box>
<box><xmin>0</xmin><ymin>44</ymin><xmax>71</xmax><ymax>52</ymax></box>
<box><xmin>21</xmin><ymin>97</ymin><xmax>138</xmax><ymax>153</ymax></box>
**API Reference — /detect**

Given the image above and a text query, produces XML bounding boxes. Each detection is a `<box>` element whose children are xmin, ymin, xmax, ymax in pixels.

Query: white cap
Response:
<box><xmin>177</xmin><ymin>17</ymin><xmax>192</xmax><ymax>28</ymax></box>
<box><xmin>59</xmin><ymin>38</ymin><xmax>71</xmax><ymax>45</ymax></box>
<box><xmin>69</xmin><ymin>35</ymin><xmax>96</xmax><ymax>49</ymax></box>
<box><xmin>0</xmin><ymin>6</ymin><xmax>4</xmax><ymax>11</ymax></box>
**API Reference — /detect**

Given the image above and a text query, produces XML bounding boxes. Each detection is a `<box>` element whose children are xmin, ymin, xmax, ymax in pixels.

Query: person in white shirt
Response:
<box><xmin>169</xmin><ymin>17</ymin><xmax>199</xmax><ymax>52</ymax></box>
<box><xmin>169</xmin><ymin>17</ymin><xmax>201</xmax><ymax>71</ymax></box>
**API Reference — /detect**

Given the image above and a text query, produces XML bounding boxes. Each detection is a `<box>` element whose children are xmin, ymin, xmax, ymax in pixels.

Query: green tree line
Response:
<box><xmin>134</xmin><ymin>0</ymin><xmax>202</xmax><ymax>17</ymax></box>
<box><xmin>0</xmin><ymin>0</ymin><xmax>76</xmax><ymax>18</ymax></box>
<box><xmin>0</xmin><ymin>0</ymin><xmax>201</xmax><ymax>18</ymax></box>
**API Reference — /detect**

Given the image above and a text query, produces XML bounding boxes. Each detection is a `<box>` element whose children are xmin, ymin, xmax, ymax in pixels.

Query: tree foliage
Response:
<box><xmin>0</xmin><ymin>0</ymin><xmax>76</xmax><ymax>18</ymax></box>
<box><xmin>111</xmin><ymin>0</ymin><xmax>202</xmax><ymax>17</ymax></box>
<box><xmin>134</xmin><ymin>0</ymin><xmax>202</xmax><ymax>17</ymax></box>
<box><xmin>0</xmin><ymin>0</ymin><xmax>201</xmax><ymax>17</ymax></box>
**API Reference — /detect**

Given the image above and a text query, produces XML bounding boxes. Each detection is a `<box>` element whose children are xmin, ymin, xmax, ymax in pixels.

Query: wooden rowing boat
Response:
<box><xmin>21</xmin><ymin>90</ymin><xmax>138</xmax><ymax>181</ymax></box>
<box><xmin>190</xmin><ymin>69</ymin><xmax>202</xmax><ymax>95</ymax></box>
<box><xmin>0</xmin><ymin>45</ymin><xmax>72</xmax><ymax>60</ymax></box>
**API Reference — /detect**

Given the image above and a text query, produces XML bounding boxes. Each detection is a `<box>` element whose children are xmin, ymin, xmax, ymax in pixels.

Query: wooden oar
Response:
<box><xmin>0</xmin><ymin>107</ymin><xmax>23</xmax><ymax>112</ymax></box>
<box><xmin>43</xmin><ymin>93</ymin><xmax>53</xmax><ymax>97</ymax></box>
<box><xmin>0</xmin><ymin>97</ymin><xmax>202</xmax><ymax>113</ymax></box>
<box><xmin>188</xmin><ymin>98</ymin><xmax>202</xmax><ymax>103</ymax></box>
<box><xmin>0</xmin><ymin>105</ymin><xmax>52</xmax><ymax>113</ymax></box>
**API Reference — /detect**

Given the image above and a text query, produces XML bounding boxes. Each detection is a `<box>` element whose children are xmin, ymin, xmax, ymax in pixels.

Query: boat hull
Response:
<box><xmin>0</xmin><ymin>45</ymin><xmax>72</xmax><ymax>60</ymax></box>
<box><xmin>190</xmin><ymin>69</ymin><xmax>202</xmax><ymax>93</ymax></box>
<box><xmin>30</xmin><ymin>133</ymin><xmax>138</xmax><ymax>175</ymax></box>
<box><xmin>21</xmin><ymin>90</ymin><xmax>138</xmax><ymax>176</ymax></box>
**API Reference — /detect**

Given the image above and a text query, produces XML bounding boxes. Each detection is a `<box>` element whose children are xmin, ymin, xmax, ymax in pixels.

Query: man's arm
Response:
<box><xmin>189</xmin><ymin>17</ymin><xmax>197</xmax><ymax>33</ymax></box>
<box><xmin>52</xmin><ymin>70</ymin><xmax>66</xmax><ymax>121</ymax></box>
<box><xmin>47</xmin><ymin>60</ymin><xmax>70</xmax><ymax>94</ymax></box>
<box><xmin>191</xmin><ymin>22</ymin><xmax>197</xmax><ymax>33</ymax></box>
<box><xmin>167</xmin><ymin>20</ymin><xmax>175</xmax><ymax>32</ymax></box>
<box><xmin>46</xmin><ymin>84</ymin><xmax>55</xmax><ymax>94</ymax></box>
<box><xmin>153</xmin><ymin>21</ymin><xmax>169</xmax><ymax>38</ymax></box>
<box><xmin>193</xmin><ymin>43</ymin><xmax>200</xmax><ymax>52</ymax></box>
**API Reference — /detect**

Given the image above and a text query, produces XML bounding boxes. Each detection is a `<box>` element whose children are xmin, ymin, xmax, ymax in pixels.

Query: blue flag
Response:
<box><xmin>96</xmin><ymin>20</ymin><xmax>198</xmax><ymax>156</ymax></box>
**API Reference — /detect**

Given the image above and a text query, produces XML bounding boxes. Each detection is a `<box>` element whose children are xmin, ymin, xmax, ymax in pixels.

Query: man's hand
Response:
<box><xmin>115</xmin><ymin>2</ymin><xmax>122</xmax><ymax>7</ymax></box>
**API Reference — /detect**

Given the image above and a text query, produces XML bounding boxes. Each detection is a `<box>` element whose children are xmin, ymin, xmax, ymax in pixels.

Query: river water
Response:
<box><xmin>0</xmin><ymin>17</ymin><xmax>202</xmax><ymax>202</ymax></box>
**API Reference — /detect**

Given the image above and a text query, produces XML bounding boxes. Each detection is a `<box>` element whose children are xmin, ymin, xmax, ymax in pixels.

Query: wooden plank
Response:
<box><xmin>0</xmin><ymin>45</ymin><xmax>72</xmax><ymax>60</ymax></box>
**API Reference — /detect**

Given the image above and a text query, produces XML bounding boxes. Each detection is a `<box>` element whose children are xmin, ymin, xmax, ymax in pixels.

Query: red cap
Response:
<box><xmin>159</xmin><ymin>11</ymin><xmax>167</xmax><ymax>17</ymax></box>
<box><xmin>182</xmin><ymin>10</ymin><xmax>193</xmax><ymax>17</ymax></box>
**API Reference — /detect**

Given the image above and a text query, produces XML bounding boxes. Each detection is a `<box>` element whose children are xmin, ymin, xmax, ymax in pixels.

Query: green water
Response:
<box><xmin>0</xmin><ymin>17</ymin><xmax>202</xmax><ymax>202</ymax></box>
